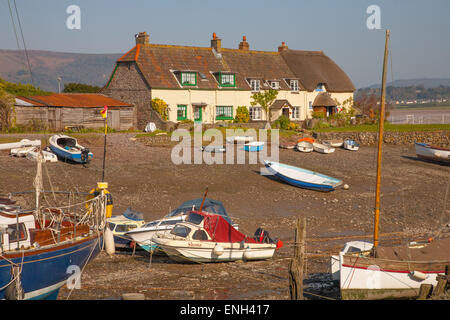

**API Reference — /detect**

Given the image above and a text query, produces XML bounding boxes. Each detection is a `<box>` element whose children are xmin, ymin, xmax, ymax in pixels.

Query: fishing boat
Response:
<box><xmin>263</xmin><ymin>160</ymin><xmax>343</xmax><ymax>192</ymax></box>
<box><xmin>244</xmin><ymin>141</ymin><xmax>264</xmax><ymax>152</ymax></box>
<box><xmin>333</xmin><ymin>30</ymin><xmax>450</xmax><ymax>300</ymax></box>
<box><xmin>152</xmin><ymin>210</ymin><xmax>282</xmax><ymax>263</ymax></box>
<box><xmin>414</xmin><ymin>142</ymin><xmax>450</xmax><ymax>164</ymax></box>
<box><xmin>312</xmin><ymin>142</ymin><xmax>335</xmax><ymax>154</ymax></box>
<box><xmin>322</xmin><ymin>139</ymin><xmax>344</xmax><ymax>148</ymax></box>
<box><xmin>0</xmin><ymin>154</ymin><xmax>108</xmax><ymax>300</ymax></box>
<box><xmin>107</xmin><ymin>208</ymin><xmax>145</xmax><ymax>249</ymax></box>
<box><xmin>49</xmin><ymin>134</ymin><xmax>93</xmax><ymax>164</ymax></box>
<box><xmin>296</xmin><ymin>141</ymin><xmax>313</xmax><ymax>153</ymax></box>
<box><xmin>343</xmin><ymin>139</ymin><xmax>360</xmax><ymax>151</ymax></box>
<box><xmin>125</xmin><ymin>197</ymin><xmax>237</xmax><ymax>253</ymax></box>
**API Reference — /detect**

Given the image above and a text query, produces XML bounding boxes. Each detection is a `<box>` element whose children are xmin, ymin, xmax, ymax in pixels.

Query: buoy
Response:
<box><xmin>104</xmin><ymin>226</ymin><xmax>115</xmax><ymax>257</ymax></box>
<box><xmin>343</xmin><ymin>184</ymin><xmax>349</xmax><ymax>190</ymax></box>
<box><xmin>213</xmin><ymin>244</ymin><xmax>224</xmax><ymax>256</ymax></box>
<box><xmin>410</xmin><ymin>271</ymin><xmax>428</xmax><ymax>281</ymax></box>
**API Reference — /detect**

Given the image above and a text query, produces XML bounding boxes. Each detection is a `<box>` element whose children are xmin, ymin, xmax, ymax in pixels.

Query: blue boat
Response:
<box><xmin>244</xmin><ymin>141</ymin><xmax>265</xmax><ymax>152</ymax></box>
<box><xmin>264</xmin><ymin>160</ymin><xmax>343</xmax><ymax>192</ymax></box>
<box><xmin>49</xmin><ymin>134</ymin><xmax>93</xmax><ymax>164</ymax></box>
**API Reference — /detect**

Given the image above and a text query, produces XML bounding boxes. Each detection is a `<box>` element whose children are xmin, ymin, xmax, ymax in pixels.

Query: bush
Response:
<box><xmin>272</xmin><ymin>115</ymin><xmax>291</xmax><ymax>130</ymax></box>
<box><xmin>311</xmin><ymin>111</ymin><xmax>325</xmax><ymax>119</ymax></box>
<box><xmin>151</xmin><ymin>98</ymin><xmax>168</xmax><ymax>120</ymax></box>
<box><xmin>288</xmin><ymin>122</ymin><xmax>299</xmax><ymax>131</ymax></box>
<box><xmin>234</xmin><ymin>106</ymin><xmax>250</xmax><ymax>123</ymax></box>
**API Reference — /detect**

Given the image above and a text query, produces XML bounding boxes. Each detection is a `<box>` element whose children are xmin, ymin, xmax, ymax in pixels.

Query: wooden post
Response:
<box><xmin>289</xmin><ymin>216</ymin><xmax>306</xmax><ymax>300</ymax></box>
<box><xmin>417</xmin><ymin>284</ymin><xmax>433</xmax><ymax>300</ymax></box>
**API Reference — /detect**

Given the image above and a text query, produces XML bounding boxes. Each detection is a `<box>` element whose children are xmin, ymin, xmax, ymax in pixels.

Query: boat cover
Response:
<box><xmin>166</xmin><ymin>198</ymin><xmax>232</xmax><ymax>224</ymax></box>
<box><xmin>190</xmin><ymin>211</ymin><xmax>258</xmax><ymax>244</ymax></box>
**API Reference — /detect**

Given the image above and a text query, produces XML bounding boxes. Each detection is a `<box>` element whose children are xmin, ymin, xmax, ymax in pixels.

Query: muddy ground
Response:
<box><xmin>0</xmin><ymin>132</ymin><xmax>449</xmax><ymax>300</ymax></box>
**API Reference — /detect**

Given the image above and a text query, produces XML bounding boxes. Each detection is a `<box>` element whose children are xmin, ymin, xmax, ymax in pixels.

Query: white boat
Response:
<box><xmin>201</xmin><ymin>145</ymin><xmax>226</xmax><ymax>153</ymax></box>
<box><xmin>415</xmin><ymin>142</ymin><xmax>450</xmax><ymax>164</ymax></box>
<box><xmin>11</xmin><ymin>146</ymin><xmax>38</xmax><ymax>157</ymax></box>
<box><xmin>296</xmin><ymin>141</ymin><xmax>313</xmax><ymax>153</ymax></box>
<box><xmin>322</xmin><ymin>139</ymin><xmax>344</xmax><ymax>148</ymax></box>
<box><xmin>49</xmin><ymin>134</ymin><xmax>93</xmax><ymax>164</ymax></box>
<box><xmin>107</xmin><ymin>208</ymin><xmax>146</xmax><ymax>248</ymax></box>
<box><xmin>125</xmin><ymin>198</ymin><xmax>237</xmax><ymax>253</ymax></box>
<box><xmin>152</xmin><ymin>210</ymin><xmax>282</xmax><ymax>263</ymax></box>
<box><xmin>313</xmin><ymin>142</ymin><xmax>335</xmax><ymax>154</ymax></box>
<box><xmin>226</xmin><ymin>136</ymin><xmax>254</xmax><ymax>144</ymax></box>
<box><xmin>330</xmin><ymin>241</ymin><xmax>373</xmax><ymax>281</ymax></box>
<box><xmin>26</xmin><ymin>148</ymin><xmax>58</xmax><ymax>163</ymax></box>
<box><xmin>244</xmin><ymin>141</ymin><xmax>264</xmax><ymax>152</ymax></box>
<box><xmin>343</xmin><ymin>139</ymin><xmax>360</xmax><ymax>151</ymax></box>
<box><xmin>0</xmin><ymin>139</ymin><xmax>41</xmax><ymax>151</ymax></box>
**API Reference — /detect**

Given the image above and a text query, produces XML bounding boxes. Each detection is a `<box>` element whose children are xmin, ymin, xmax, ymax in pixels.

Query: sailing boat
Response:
<box><xmin>0</xmin><ymin>153</ymin><xmax>109</xmax><ymax>300</ymax></box>
<box><xmin>333</xmin><ymin>30</ymin><xmax>450</xmax><ymax>300</ymax></box>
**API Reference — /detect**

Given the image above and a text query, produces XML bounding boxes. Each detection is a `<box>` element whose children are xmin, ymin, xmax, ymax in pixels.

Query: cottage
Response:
<box><xmin>14</xmin><ymin>93</ymin><xmax>134</xmax><ymax>131</ymax></box>
<box><xmin>102</xmin><ymin>32</ymin><xmax>355</xmax><ymax>129</ymax></box>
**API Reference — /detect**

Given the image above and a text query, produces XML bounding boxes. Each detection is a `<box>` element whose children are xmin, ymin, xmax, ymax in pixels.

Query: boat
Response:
<box><xmin>201</xmin><ymin>145</ymin><xmax>226</xmax><ymax>153</ymax></box>
<box><xmin>322</xmin><ymin>139</ymin><xmax>344</xmax><ymax>148</ymax></box>
<box><xmin>125</xmin><ymin>197</ymin><xmax>238</xmax><ymax>253</ymax></box>
<box><xmin>106</xmin><ymin>208</ymin><xmax>145</xmax><ymax>249</ymax></box>
<box><xmin>152</xmin><ymin>210</ymin><xmax>282</xmax><ymax>263</ymax></box>
<box><xmin>0</xmin><ymin>155</ymin><xmax>108</xmax><ymax>300</ymax></box>
<box><xmin>280</xmin><ymin>142</ymin><xmax>297</xmax><ymax>149</ymax></box>
<box><xmin>244</xmin><ymin>141</ymin><xmax>264</xmax><ymax>152</ymax></box>
<box><xmin>263</xmin><ymin>160</ymin><xmax>343</xmax><ymax>192</ymax></box>
<box><xmin>297</xmin><ymin>137</ymin><xmax>315</xmax><ymax>144</ymax></box>
<box><xmin>330</xmin><ymin>241</ymin><xmax>373</xmax><ymax>282</ymax></box>
<box><xmin>414</xmin><ymin>142</ymin><xmax>450</xmax><ymax>164</ymax></box>
<box><xmin>0</xmin><ymin>139</ymin><xmax>41</xmax><ymax>151</ymax></box>
<box><xmin>26</xmin><ymin>147</ymin><xmax>58</xmax><ymax>163</ymax></box>
<box><xmin>226</xmin><ymin>136</ymin><xmax>254</xmax><ymax>144</ymax></box>
<box><xmin>343</xmin><ymin>139</ymin><xmax>360</xmax><ymax>151</ymax></box>
<box><xmin>333</xmin><ymin>30</ymin><xmax>450</xmax><ymax>300</ymax></box>
<box><xmin>10</xmin><ymin>146</ymin><xmax>38</xmax><ymax>157</ymax></box>
<box><xmin>313</xmin><ymin>142</ymin><xmax>335</xmax><ymax>154</ymax></box>
<box><xmin>296</xmin><ymin>141</ymin><xmax>313</xmax><ymax>153</ymax></box>
<box><xmin>49</xmin><ymin>134</ymin><xmax>93</xmax><ymax>164</ymax></box>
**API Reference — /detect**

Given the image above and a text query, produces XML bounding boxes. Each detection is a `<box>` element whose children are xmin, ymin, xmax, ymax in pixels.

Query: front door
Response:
<box><xmin>194</xmin><ymin>106</ymin><xmax>202</xmax><ymax>123</ymax></box>
<box><xmin>282</xmin><ymin>107</ymin><xmax>290</xmax><ymax>119</ymax></box>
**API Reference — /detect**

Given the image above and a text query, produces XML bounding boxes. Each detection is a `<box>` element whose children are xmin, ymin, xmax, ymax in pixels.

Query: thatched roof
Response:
<box><xmin>312</xmin><ymin>92</ymin><xmax>337</xmax><ymax>107</ymax></box>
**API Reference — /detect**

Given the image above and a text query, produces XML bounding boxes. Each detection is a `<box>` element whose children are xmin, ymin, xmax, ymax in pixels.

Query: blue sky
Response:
<box><xmin>1</xmin><ymin>0</ymin><xmax>449</xmax><ymax>88</ymax></box>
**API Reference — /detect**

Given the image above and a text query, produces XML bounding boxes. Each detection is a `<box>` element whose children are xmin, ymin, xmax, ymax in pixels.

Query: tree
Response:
<box><xmin>63</xmin><ymin>82</ymin><xmax>101</xmax><ymax>93</ymax></box>
<box><xmin>234</xmin><ymin>106</ymin><xmax>250</xmax><ymax>123</ymax></box>
<box><xmin>250</xmin><ymin>89</ymin><xmax>278</xmax><ymax>127</ymax></box>
<box><xmin>151</xmin><ymin>98</ymin><xmax>168</xmax><ymax>121</ymax></box>
<box><xmin>0</xmin><ymin>77</ymin><xmax>50</xmax><ymax>96</ymax></box>
<box><xmin>0</xmin><ymin>84</ymin><xmax>16</xmax><ymax>131</ymax></box>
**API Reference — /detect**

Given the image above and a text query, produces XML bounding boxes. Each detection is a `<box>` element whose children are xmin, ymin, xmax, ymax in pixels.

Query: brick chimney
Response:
<box><xmin>239</xmin><ymin>36</ymin><xmax>249</xmax><ymax>51</ymax></box>
<box><xmin>211</xmin><ymin>32</ymin><xmax>222</xmax><ymax>52</ymax></box>
<box><xmin>135</xmin><ymin>32</ymin><xmax>149</xmax><ymax>45</ymax></box>
<box><xmin>278</xmin><ymin>41</ymin><xmax>288</xmax><ymax>52</ymax></box>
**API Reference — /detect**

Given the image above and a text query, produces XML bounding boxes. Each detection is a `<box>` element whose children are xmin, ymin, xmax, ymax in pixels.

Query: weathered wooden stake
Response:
<box><xmin>289</xmin><ymin>216</ymin><xmax>306</xmax><ymax>300</ymax></box>
<box><xmin>417</xmin><ymin>284</ymin><xmax>433</xmax><ymax>300</ymax></box>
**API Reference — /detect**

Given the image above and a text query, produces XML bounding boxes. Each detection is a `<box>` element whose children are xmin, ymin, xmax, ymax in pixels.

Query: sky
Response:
<box><xmin>1</xmin><ymin>0</ymin><xmax>449</xmax><ymax>88</ymax></box>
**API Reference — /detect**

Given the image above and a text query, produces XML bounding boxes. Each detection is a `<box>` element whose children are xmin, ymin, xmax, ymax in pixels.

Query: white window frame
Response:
<box><xmin>290</xmin><ymin>79</ymin><xmax>299</xmax><ymax>92</ymax></box>
<box><xmin>250</xmin><ymin>79</ymin><xmax>260</xmax><ymax>92</ymax></box>
<box><xmin>292</xmin><ymin>106</ymin><xmax>300</xmax><ymax>119</ymax></box>
<box><xmin>181</xmin><ymin>72</ymin><xmax>196</xmax><ymax>85</ymax></box>
<box><xmin>249</xmin><ymin>107</ymin><xmax>262</xmax><ymax>120</ymax></box>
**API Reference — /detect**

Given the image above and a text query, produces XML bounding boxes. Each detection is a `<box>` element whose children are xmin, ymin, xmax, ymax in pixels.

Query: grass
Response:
<box><xmin>313</xmin><ymin>123</ymin><xmax>450</xmax><ymax>133</ymax></box>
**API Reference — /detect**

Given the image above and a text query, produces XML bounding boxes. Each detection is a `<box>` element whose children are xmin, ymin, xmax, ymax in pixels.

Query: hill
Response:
<box><xmin>364</xmin><ymin>78</ymin><xmax>450</xmax><ymax>89</ymax></box>
<box><xmin>0</xmin><ymin>49</ymin><xmax>122</xmax><ymax>92</ymax></box>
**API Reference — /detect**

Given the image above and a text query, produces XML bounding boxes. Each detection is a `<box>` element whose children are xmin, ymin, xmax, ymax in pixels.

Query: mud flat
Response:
<box><xmin>0</xmin><ymin>133</ymin><xmax>448</xmax><ymax>300</ymax></box>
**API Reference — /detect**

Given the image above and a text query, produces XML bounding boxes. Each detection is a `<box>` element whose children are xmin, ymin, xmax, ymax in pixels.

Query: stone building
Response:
<box><xmin>102</xmin><ymin>31</ymin><xmax>355</xmax><ymax>129</ymax></box>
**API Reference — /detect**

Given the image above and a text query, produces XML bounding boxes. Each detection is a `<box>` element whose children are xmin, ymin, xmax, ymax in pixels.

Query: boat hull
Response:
<box><xmin>415</xmin><ymin>142</ymin><xmax>450</xmax><ymax>164</ymax></box>
<box><xmin>313</xmin><ymin>143</ymin><xmax>335</xmax><ymax>154</ymax></box>
<box><xmin>0</xmin><ymin>234</ymin><xmax>102</xmax><ymax>300</ymax></box>
<box><xmin>50</xmin><ymin>145</ymin><xmax>93</xmax><ymax>164</ymax></box>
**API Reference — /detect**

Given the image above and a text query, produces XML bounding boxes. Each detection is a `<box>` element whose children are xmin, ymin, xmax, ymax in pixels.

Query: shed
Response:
<box><xmin>14</xmin><ymin>93</ymin><xmax>135</xmax><ymax>131</ymax></box>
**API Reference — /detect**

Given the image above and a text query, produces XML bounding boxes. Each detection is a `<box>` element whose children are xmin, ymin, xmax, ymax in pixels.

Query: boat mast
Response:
<box><xmin>373</xmin><ymin>29</ymin><xmax>390</xmax><ymax>253</ymax></box>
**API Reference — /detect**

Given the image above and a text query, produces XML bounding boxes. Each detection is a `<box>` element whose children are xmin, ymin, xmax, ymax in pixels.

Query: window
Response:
<box><xmin>160</xmin><ymin>219</ymin><xmax>182</xmax><ymax>226</ymax></box>
<box><xmin>170</xmin><ymin>225</ymin><xmax>191</xmax><ymax>238</ymax></box>
<box><xmin>250</xmin><ymin>79</ymin><xmax>260</xmax><ymax>92</ymax></box>
<box><xmin>216</xmin><ymin>106</ymin><xmax>233</xmax><ymax>120</ymax></box>
<box><xmin>187</xmin><ymin>213</ymin><xmax>204</xmax><ymax>225</ymax></box>
<box><xmin>192</xmin><ymin>230</ymin><xmax>209</xmax><ymax>240</ymax></box>
<box><xmin>107</xmin><ymin>222</ymin><xmax>116</xmax><ymax>232</ymax></box>
<box><xmin>177</xmin><ymin>105</ymin><xmax>187</xmax><ymax>120</ymax></box>
<box><xmin>249</xmin><ymin>107</ymin><xmax>262</xmax><ymax>120</ymax></box>
<box><xmin>270</xmin><ymin>81</ymin><xmax>279</xmax><ymax>89</ymax></box>
<box><xmin>290</xmin><ymin>80</ymin><xmax>299</xmax><ymax>92</ymax></box>
<box><xmin>8</xmin><ymin>223</ymin><xmax>27</xmax><ymax>242</ymax></box>
<box><xmin>292</xmin><ymin>107</ymin><xmax>300</xmax><ymax>119</ymax></box>
<box><xmin>309</xmin><ymin>101</ymin><xmax>313</xmax><ymax>110</ymax></box>
<box><xmin>315</xmin><ymin>83</ymin><xmax>325</xmax><ymax>92</ymax></box>
<box><xmin>181</xmin><ymin>72</ymin><xmax>196</xmax><ymax>86</ymax></box>
<box><xmin>220</xmin><ymin>73</ymin><xmax>235</xmax><ymax>87</ymax></box>
<box><xmin>115</xmin><ymin>224</ymin><xmax>128</xmax><ymax>233</ymax></box>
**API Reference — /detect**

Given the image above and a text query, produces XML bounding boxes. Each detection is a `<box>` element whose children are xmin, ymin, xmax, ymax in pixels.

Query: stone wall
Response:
<box><xmin>313</xmin><ymin>130</ymin><xmax>449</xmax><ymax>146</ymax></box>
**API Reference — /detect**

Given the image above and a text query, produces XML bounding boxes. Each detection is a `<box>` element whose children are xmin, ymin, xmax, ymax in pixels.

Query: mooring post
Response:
<box><xmin>289</xmin><ymin>216</ymin><xmax>306</xmax><ymax>300</ymax></box>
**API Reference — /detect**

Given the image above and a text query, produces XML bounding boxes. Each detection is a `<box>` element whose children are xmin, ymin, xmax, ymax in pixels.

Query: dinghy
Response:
<box><xmin>26</xmin><ymin>148</ymin><xmax>58</xmax><ymax>163</ymax></box>
<box><xmin>152</xmin><ymin>210</ymin><xmax>282</xmax><ymax>263</ymax></box>
<box><xmin>10</xmin><ymin>146</ymin><xmax>38</xmax><ymax>157</ymax></box>
<box><xmin>296</xmin><ymin>141</ymin><xmax>313</xmax><ymax>153</ymax></box>
<box><xmin>201</xmin><ymin>145</ymin><xmax>226</xmax><ymax>153</ymax></box>
<box><xmin>343</xmin><ymin>139</ymin><xmax>360</xmax><ymax>151</ymax></box>
<box><xmin>49</xmin><ymin>134</ymin><xmax>93</xmax><ymax>164</ymax></box>
<box><xmin>280</xmin><ymin>142</ymin><xmax>296</xmax><ymax>149</ymax></box>
<box><xmin>244</xmin><ymin>141</ymin><xmax>264</xmax><ymax>152</ymax></box>
<box><xmin>313</xmin><ymin>142</ymin><xmax>335</xmax><ymax>154</ymax></box>
<box><xmin>264</xmin><ymin>160</ymin><xmax>343</xmax><ymax>192</ymax></box>
<box><xmin>226</xmin><ymin>136</ymin><xmax>254</xmax><ymax>144</ymax></box>
<box><xmin>415</xmin><ymin>142</ymin><xmax>450</xmax><ymax>164</ymax></box>
<box><xmin>322</xmin><ymin>139</ymin><xmax>343</xmax><ymax>148</ymax></box>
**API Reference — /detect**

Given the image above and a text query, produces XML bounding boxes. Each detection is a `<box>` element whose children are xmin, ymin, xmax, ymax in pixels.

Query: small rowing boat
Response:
<box><xmin>343</xmin><ymin>139</ymin><xmax>360</xmax><ymax>151</ymax></box>
<box><xmin>415</xmin><ymin>142</ymin><xmax>450</xmax><ymax>164</ymax></box>
<box><xmin>313</xmin><ymin>142</ymin><xmax>335</xmax><ymax>154</ymax></box>
<box><xmin>296</xmin><ymin>141</ymin><xmax>313</xmax><ymax>153</ymax></box>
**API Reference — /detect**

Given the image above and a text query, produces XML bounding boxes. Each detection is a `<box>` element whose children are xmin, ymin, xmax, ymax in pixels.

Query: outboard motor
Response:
<box><xmin>254</xmin><ymin>227</ymin><xmax>283</xmax><ymax>249</ymax></box>
<box><xmin>81</xmin><ymin>148</ymin><xmax>90</xmax><ymax>164</ymax></box>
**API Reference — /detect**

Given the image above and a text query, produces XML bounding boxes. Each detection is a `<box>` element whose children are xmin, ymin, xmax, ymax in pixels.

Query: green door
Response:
<box><xmin>194</xmin><ymin>106</ymin><xmax>202</xmax><ymax>123</ymax></box>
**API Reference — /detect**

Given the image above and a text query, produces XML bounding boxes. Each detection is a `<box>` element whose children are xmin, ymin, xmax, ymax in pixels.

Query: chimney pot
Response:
<box><xmin>239</xmin><ymin>35</ymin><xmax>249</xmax><ymax>51</ymax></box>
<box><xmin>278</xmin><ymin>41</ymin><xmax>288</xmax><ymax>52</ymax></box>
<box><xmin>211</xmin><ymin>32</ymin><xmax>221</xmax><ymax>52</ymax></box>
<box><xmin>135</xmin><ymin>32</ymin><xmax>149</xmax><ymax>45</ymax></box>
